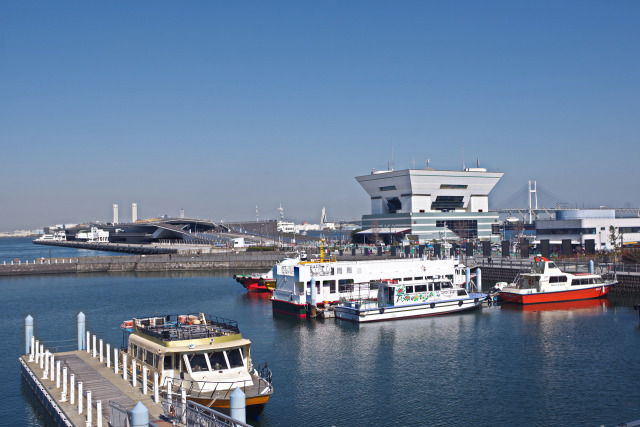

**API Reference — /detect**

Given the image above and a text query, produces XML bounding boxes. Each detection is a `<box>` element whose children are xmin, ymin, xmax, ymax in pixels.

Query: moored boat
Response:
<box><xmin>234</xmin><ymin>272</ymin><xmax>276</xmax><ymax>293</ymax></box>
<box><xmin>271</xmin><ymin>256</ymin><xmax>471</xmax><ymax>318</ymax></box>
<box><xmin>120</xmin><ymin>313</ymin><xmax>273</xmax><ymax>416</ymax></box>
<box><xmin>334</xmin><ymin>278</ymin><xmax>486</xmax><ymax>322</ymax></box>
<box><xmin>498</xmin><ymin>257</ymin><xmax>616</xmax><ymax>305</ymax></box>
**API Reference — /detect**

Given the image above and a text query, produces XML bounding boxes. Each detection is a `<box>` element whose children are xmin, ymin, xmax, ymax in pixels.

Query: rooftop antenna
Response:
<box><xmin>477</xmin><ymin>158</ymin><xmax>480</xmax><ymax>168</ymax></box>
<box><xmin>388</xmin><ymin>145</ymin><xmax>395</xmax><ymax>171</ymax></box>
<box><xmin>426</xmin><ymin>158</ymin><xmax>430</xmax><ymax>169</ymax></box>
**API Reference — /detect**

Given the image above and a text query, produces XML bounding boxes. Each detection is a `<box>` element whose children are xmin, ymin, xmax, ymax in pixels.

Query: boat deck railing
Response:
<box><xmin>160</xmin><ymin>395</ymin><xmax>251</xmax><ymax>427</ymax></box>
<box><xmin>162</xmin><ymin>363</ymin><xmax>273</xmax><ymax>400</ymax></box>
<box><xmin>134</xmin><ymin>314</ymin><xmax>241</xmax><ymax>342</ymax></box>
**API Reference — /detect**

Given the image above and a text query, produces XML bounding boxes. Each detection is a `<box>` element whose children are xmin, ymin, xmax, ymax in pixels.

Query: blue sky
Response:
<box><xmin>1</xmin><ymin>1</ymin><xmax>639</xmax><ymax>230</ymax></box>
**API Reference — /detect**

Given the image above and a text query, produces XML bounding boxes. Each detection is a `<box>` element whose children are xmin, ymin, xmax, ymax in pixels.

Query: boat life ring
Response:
<box><xmin>169</xmin><ymin>405</ymin><xmax>176</xmax><ymax>418</ymax></box>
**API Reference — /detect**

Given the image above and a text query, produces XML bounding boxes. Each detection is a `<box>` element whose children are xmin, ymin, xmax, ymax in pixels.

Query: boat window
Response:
<box><xmin>226</xmin><ymin>349</ymin><xmax>244</xmax><ymax>369</ymax></box>
<box><xmin>434</xmin><ymin>283</ymin><xmax>441</xmax><ymax>291</ymax></box>
<box><xmin>405</xmin><ymin>285</ymin><xmax>414</xmax><ymax>294</ymax></box>
<box><xmin>145</xmin><ymin>350</ymin><xmax>156</xmax><ymax>367</ymax></box>
<box><xmin>414</xmin><ymin>285</ymin><xmax>427</xmax><ymax>293</ymax></box>
<box><xmin>414</xmin><ymin>277</ymin><xmax>423</xmax><ymax>281</ymax></box>
<box><xmin>347</xmin><ymin>267</ymin><xmax>352</xmax><ymax>273</ymax></box>
<box><xmin>442</xmin><ymin>282</ymin><xmax>453</xmax><ymax>289</ymax></box>
<box><xmin>339</xmin><ymin>279</ymin><xmax>354</xmax><ymax>293</ymax></box>
<box><xmin>559</xmin><ymin>276</ymin><xmax>567</xmax><ymax>282</ymax></box>
<box><xmin>174</xmin><ymin>354</ymin><xmax>181</xmax><ymax>370</ymax></box>
<box><xmin>188</xmin><ymin>353</ymin><xmax>209</xmax><ymax>372</ymax></box>
<box><xmin>403</xmin><ymin>277</ymin><xmax>412</xmax><ymax>281</ymax></box>
<box><xmin>328</xmin><ymin>280</ymin><xmax>336</xmax><ymax>293</ymax></box>
<box><xmin>548</xmin><ymin>262</ymin><xmax>557</xmax><ymax>269</ymax></box>
<box><xmin>446</xmin><ymin>275</ymin><xmax>453</xmax><ymax>281</ymax></box>
<box><xmin>164</xmin><ymin>355</ymin><xmax>172</xmax><ymax>370</ymax></box>
<box><xmin>209</xmin><ymin>352</ymin><xmax>227</xmax><ymax>370</ymax></box>
<box><xmin>369</xmin><ymin>282</ymin><xmax>379</xmax><ymax>290</ymax></box>
<box><xmin>550</xmin><ymin>276</ymin><xmax>566</xmax><ymax>283</ymax></box>
<box><xmin>393</xmin><ymin>278</ymin><xmax>401</xmax><ymax>282</ymax></box>
<box><xmin>337</xmin><ymin>268</ymin><xmax>342</xmax><ymax>274</ymax></box>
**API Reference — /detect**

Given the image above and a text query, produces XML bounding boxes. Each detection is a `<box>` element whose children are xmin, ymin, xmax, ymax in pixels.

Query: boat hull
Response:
<box><xmin>271</xmin><ymin>299</ymin><xmax>308</xmax><ymax>318</ymax></box>
<box><xmin>499</xmin><ymin>284</ymin><xmax>613</xmax><ymax>305</ymax></box>
<box><xmin>334</xmin><ymin>296</ymin><xmax>485</xmax><ymax>323</ymax></box>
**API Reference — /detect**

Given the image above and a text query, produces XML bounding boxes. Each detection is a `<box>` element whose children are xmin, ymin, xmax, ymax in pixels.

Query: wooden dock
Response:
<box><xmin>21</xmin><ymin>350</ymin><xmax>172</xmax><ymax>426</ymax></box>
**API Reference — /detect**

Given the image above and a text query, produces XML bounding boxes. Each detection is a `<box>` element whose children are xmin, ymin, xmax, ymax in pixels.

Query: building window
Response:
<box><xmin>440</xmin><ymin>184</ymin><xmax>468</xmax><ymax>189</ymax></box>
<box><xmin>431</xmin><ymin>196</ymin><xmax>464</xmax><ymax>211</ymax></box>
<box><xmin>436</xmin><ymin>220</ymin><xmax>478</xmax><ymax>239</ymax></box>
<box><xmin>387</xmin><ymin>197</ymin><xmax>401</xmax><ymax>213</ymax></box>
<box><xmin>380</xmin><ymin>186</ymin><xmax>396</xmax><ymax>191</ymax></box>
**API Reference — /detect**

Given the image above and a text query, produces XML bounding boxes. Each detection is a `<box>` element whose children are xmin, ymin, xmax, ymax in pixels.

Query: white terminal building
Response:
<box><xmin>536</xmin><ymin>209</ymin><xmax>640</xmax><ymax>250</ymax></box>
<box><xmin>356</xmin><ymin>166</ymin><xmax>504</xmax><ymax>243</ymax></box>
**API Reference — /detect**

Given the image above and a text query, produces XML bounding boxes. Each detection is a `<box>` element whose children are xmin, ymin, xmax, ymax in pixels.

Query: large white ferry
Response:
<box><xmin>120</xmin><ymin>313</ymin><xmax>273</xmax><ymax>416</ymax></box>
<box><xmin>497</xmin><ymin>257</ymin><xmax>616</xmax><ymax>304</ymax></box>
<box><xmin>270</xmin><ymin>255</ymin><xmax>469</xmax><ymax>317</ymax></box>
<box><xmin>335</xmin><ymin>278</ymin><xmax>486</xmax><ymax>322</ymax></box>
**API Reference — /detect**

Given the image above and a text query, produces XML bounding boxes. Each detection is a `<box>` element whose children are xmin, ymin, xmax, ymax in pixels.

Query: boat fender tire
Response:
<box><xmin>488</xmin><ymin>300</ymin><xmax>493</xmax><ymax>307</ymax></box>
<box><xmin>170</xmin><ymin>405</ymin><xmax>176</xmax><ymax>418</ymax></box>
<box><xmin>474</xmin><ymin>298</ymin><xmax>479</xmax><ymax>304</ymax></box>
<box><xmin>430</xmin><ymin>303</ymin><xmax>435</xmax><ymax>309</ymax></box>
<box><xmin>458</xmin><ymin>301</ymin><xmax>463</xmax><ymax>307</ymax></box>
<box><xmin>380</xmin><ymin>307</ymin><xmax>385</xmax><ymax>314</ymax></box>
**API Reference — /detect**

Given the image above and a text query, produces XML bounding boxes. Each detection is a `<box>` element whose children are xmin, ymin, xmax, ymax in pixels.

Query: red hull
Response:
<box><xmin>499</xmin><ymin>284</ymin><xmax>613</xmax><ymax>305</ymax></box>
<box><xmin>243</xmin><ymin>278</ymin><xmax>272</xmax><ymax>293</ymax></box>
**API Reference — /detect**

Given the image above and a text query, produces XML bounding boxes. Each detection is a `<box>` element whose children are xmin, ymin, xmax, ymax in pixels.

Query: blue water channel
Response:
<box><xmin>1</xmin><ymin>238</ymin><xmax>639</xmax><ymax>426</ymax></box>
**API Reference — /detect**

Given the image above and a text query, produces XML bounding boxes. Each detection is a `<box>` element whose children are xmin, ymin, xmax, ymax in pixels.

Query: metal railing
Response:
<box><xmin>161</xmin><ymin>394</ymin><xmax>251</xmax><ymax>427</ymax></box>
<box><xmin>162</xmin><ymin>363</ymin><xmax>272</xmax><ymax>400</ymax></box>
<box><xmin>108</xmin><ymin>401</ymin><xmax>160</xmax><ymax>427</ymax></box>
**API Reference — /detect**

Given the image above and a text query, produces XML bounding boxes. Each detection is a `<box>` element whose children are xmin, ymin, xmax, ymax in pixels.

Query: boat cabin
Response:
<box><xmin>124</xmin><ymin>314</ymin><xmax>254</xmax><ymax>390</ymax></box>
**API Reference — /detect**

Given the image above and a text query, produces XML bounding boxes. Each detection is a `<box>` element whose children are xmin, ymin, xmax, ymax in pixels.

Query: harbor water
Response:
<box><xmin>1</xmin><ymin>238</ymin><xmax>640</xmax><ymax>426</ymax></box>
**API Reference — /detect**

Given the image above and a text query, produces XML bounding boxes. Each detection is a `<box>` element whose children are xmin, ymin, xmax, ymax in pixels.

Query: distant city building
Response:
<box><xmin>113</xmin><ymin>204</ymin><xmax>119</xmax><ymax>224</ymax></box>
<box><xmin>356</xmin><ymin>166</ymin><xmax>503</xmax><ymax>243</ymax></box>
<box><xmin>536</xmin><ymin>209</ymin><xmax>640</xmax><ymax>250</ymax></box>
<box><xmin>132</xmin><ymin>203</ymin><xmax>138</xmax><ymax>223</ymax></box>
<box><xmin>180</xmin><ymin>208</ymin><xmax>185</xmax><ymax>219</ymax></box>
<box><xmin>76</xmin><ymin>226</ymin><xmax>109</xmax><ymax>243</ymax></box>
<box><xmin>277</xmin><ymin>221</ymin><xmax>295</xmax><ymax>233</ymax></box>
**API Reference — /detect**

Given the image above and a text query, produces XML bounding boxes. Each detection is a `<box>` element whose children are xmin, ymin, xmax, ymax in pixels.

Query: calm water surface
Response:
<box><xmin>1</xmin><ymin>238</ymin><xmax>639</xmax><ymax>426</ymax></box>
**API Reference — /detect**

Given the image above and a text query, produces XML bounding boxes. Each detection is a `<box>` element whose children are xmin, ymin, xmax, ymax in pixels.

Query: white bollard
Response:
<box><xmin>56</xmin><ymin>360</ymin><xmax>61</xmax><ymax>388</ymax></box>
<box><xmin>43</xmin><ymin>351</ymin><xmax>49</xmax><ymax>379</ymax></box>
<box><xmin>62</xmin><ymin>367</ymin><xmax>68</xmax><ymax>401</ymax></box>
<box><xmin>70</xmin><ymin>374</ymin><xmax>75</xmax><ymax>405</ymax></box>
<box><xmin>154</xmin><ymin>372</ymin><xmax>159</xmax><ymax>403</ymax></box>
<box><xmin>142</xmin><ymin>366</ymin><xmax>148</xmax><ymax>394</ymax></box>
<box><xmin>99</xmin><ymin>339</ymin><xmax>103</xmax><ymax>362</ymax></box>
<box><xmin>92</xmin><ymin>335</ymin><xmax>97</xmax><ymax>358</ymax></box>
<box><xmin>30</xmin><ymin>336</ymin><xmax>35</xmax><ymax>361</ymax></box>
<box><xmin>86</xmin><ymin>332</ymin><xmax>91</xmax><ymax>353</ymax></box>
<box><xmin>35</xmin><ymin>340</ymin><xmax>40</xmax><ymax>363</ymax></box>
<box><xmin>132</xmin><ymin>359</ymin><xmax>137</xmax><ymax>387</ymax></box>
<box><xmin>40</xmin><ymin>348</ymin><xmax>46</xmax><ymax>371</ymax></box>
<box><xmin>167</xmin><ymin>378</ymin><xmax>172</xmax><ymax>401</ymax></box>
<box><xmin>106</xmin><ymin>344</ymin><xmax>111</xmax><ymax>368</ymax></box>
<box><xmin>181</xmin><ymin>387</ymin><xmax>187</xmax><ymax>424</ymax></box>
<box><xmin>50</xmin><ymin>355</ymin><xmax>55</xmax><ymax>383</ymax></box>
<box><xmin>123</xmin><ymin>354</ymin><xmax>127</xmax><ymax>381</ymax></box>
<box><xmin>114</xmin><ymin>348</ymin><xmax>119</xmax><ymax>374</ymax></box>
<box><xmin>78</xmin><ymin>382</ymin><xmax>83</xmax><ymax>414</ymax></box>
<box><xmin>87</xmin><ymin>390</ymin><xmax>92</xmax><ymax>424</ymax></box>
<box><xmin>96</xmin><ymin>400</ymin><xmax>102</xmax><ymax>427</ymax></box>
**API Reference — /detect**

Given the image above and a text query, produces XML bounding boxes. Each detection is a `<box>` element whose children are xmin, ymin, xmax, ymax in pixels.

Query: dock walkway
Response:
<box><xmin>21</xmin><ymin>350</ymin><xmax>170</xmax><ymax>426</ymax></box>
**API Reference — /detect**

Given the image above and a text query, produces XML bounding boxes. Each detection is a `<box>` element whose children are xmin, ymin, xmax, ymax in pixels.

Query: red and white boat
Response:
<box><xmin>498</xmin><ymin>257</ymin><xmax>616</xmax><ymax>304</ymax></box>
<box><xmin>234</xmin><ymin>272</ymin><xmax>276</xmax><ymax>293</ymax></box>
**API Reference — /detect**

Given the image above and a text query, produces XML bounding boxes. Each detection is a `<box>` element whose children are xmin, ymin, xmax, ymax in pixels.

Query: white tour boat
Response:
<box><xmin>271</xmin><ymin>254</ymin><xmax>470</xmax><ymax>318</ymax></box>
<box><xmin>120</xmin><ymin>313</ymin><xmax>273</xmax><ymax>416</ymax></box>
<box><xmin>334</xmin><ymin>278</ymin><xmax>486</xmax><ymax>322</ymax></box>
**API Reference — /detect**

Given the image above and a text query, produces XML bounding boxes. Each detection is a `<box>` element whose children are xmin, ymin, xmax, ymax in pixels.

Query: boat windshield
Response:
<box><xmin>184</xmin><ymin>348</ymin><xmax>246</xmax><ymax>372</ymax></box>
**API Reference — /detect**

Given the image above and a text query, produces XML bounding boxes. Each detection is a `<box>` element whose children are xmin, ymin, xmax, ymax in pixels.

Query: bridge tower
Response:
<box><xmin>528</xmin><ymin>180</ymin><xmax>538</xmax><ymax>224</ymax></box>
